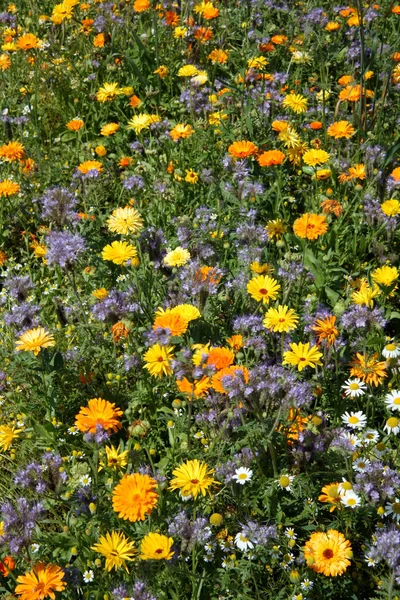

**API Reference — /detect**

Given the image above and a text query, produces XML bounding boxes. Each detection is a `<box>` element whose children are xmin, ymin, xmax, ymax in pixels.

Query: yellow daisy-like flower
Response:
<box><xmin>91</xmin><ymin>531</ymin><xmax>136</xmax><ymax>572</ymax></box>
<box><xmin>282</xmin><ymin>342</ymin><xmax>323</xmax><ymax>371</ymax></box>
<box><xmin>178</xmin><ymin>65</ymin><xmax>199</xmax><ymax>77</ymax></box>
<box><xmin>265</xmin><ymin>219</ymin><xmax>287</xmax><ymax>239</ymax></box>
<box><xmin>99</xmin><ymin>445</ymin><xmax>129</xmax><ymax>471</ymax></box>
<box><xmin>100</xmin><ymin>122</ymin><xmax>119</xmax><ymax>136</ymax></box>
<box><xmin>101</xmin><ymin>241</ymin><xmax>138</xmax><ymax>265</ymax></box>
<box><xmin>185</xmin><ymin>169</ymin><xmax>198</xmax><ymax>184</ymax></box>
<box><xmin>143</xmin><ymin>344</ymin><xmax>174</xmax><ymax>378</ymax></box>
<box><xmin>282</xmin><ymin>93</ymin><xmax>308</xmax><ymax>114</ymax></box>
<box><xmin>327</xmin><ymin>120</ymin><xmax>355</xmax><ymax>139</ymax></box>
<box><xmin>303</xmin><ymin>149</ymin><xmax>330</xmax><ymax>166</ymax></box>
<box><xmin>127</xmin><ymin>114</ymin><xmax>153</xmax><ymax>134</ymax></box>
<box><xmin>15</xmin><ymin>327</ymin><xmax>55</xmax><ymax>356</ymax></box>
<box><xmin>112</xmin><ymin>473</ymin><xmax>159</xmax><ymax>522</ymax></box>
<box><xmin>304</xmin><ymin>530</ymin><xmax>352</xmax><ymax>576</ymax></box>
<box><xmin>171</xmin><ymin>304</ymin><xmax>201</xmax><ymax>321</ymax></box>
<box><xmin>170</xmin><ymin>123</ymin><xmax>195</xmax><ymax>141</ymax></box>
<box><xmin>351</xmin><ymin>280</ymin><xmax>380</xmax><ymax>307</ymax></box>
<box><xmin>0</xmin><ymin>179</ymin><xmax>20</xmax><ymax>197</ymax></box>
<box><xmin>77</xmin><ymin>160</ymin><xmax>103</xmax><ymax>174</ymax></box>
<box><xmin>247</xmin><ymin>274</ymin><xmax>280</xmax><ymax>304</ymax></box>
<box><xmin>263</xmin><ymin>305</ymin><xmax>298</xmax><ymax>333</ymax></box>
<box><xmin>92</xmin><ymin>287</ymin><xmax>108</xmax><ymax>300</ymax></box>
<box><xmin>371</xmin><ymin>265</ymin><xmax>399</xmax><ymax>288</ymax></box>
<box><xmin>15</xmin><ymin>563</ymin><xmax>66</xmax><ymax>600</ymax></box>
<box><xmin>0</xmin><ymin>141</ymin><xmax>25</xmax><ymax>162</ymax></box>
<box><xmin>169</xmin><ymin>459</ymin><xmax>218</xmax><ymax>499</ymax></box>
<box><xmin>96</xmin><ymin>82</ymin><xmax>123</xmax><ymax>102</ymax></box>
<box><xmin>16</xmin><ymin>33</ymin><xmax>41</xmax><ymax>50</ymax></box>
<box><xmin>0</xmin><ymin>424</ymin><xmax>23</xmax><ymax>451</ymax></box>
<box><xmin>107</xmin><ymin>207</ymin><xmax>143</xmax><ymax>235</ymax></box>
<box><xmin>381</xmin><ymin>199</ymin><xmax>400</xmax><ymax>217</ymax></box>
<box><xmin>164</xmin><ymin>246</ymin><xmax>191</xmax><ymax>267</ymax></box>
<box><xmin>139</xmin><ymin>532</ymin><xmax>174</xmax><ymax>560</ymax></box>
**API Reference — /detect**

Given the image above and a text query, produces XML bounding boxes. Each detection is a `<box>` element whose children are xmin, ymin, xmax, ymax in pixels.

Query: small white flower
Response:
<box><xmin>232</xmin><ymin>467</ymin><xmax>253</xmax><ymax>485</ymax></box>
<box><xmin>79</xmin><ymin>474</ymin><xmax>92</xmax><ymax>486</ymax></box>
<box><xmin>284</xmin><ymin>528</ymin><xmax>297</xmax><ymax>539</ymax></box>
<box><xmin>341</xmin><ymin>411</ymin><xmax>367</xmax><ymax>429</ymax></box>
<box><xmin>365</xmin><ymin>554</ymin><xmax>377</xmax><ymax>567</ymax></box>
<box><xmin>361</xmin><ymin>429</ymin><xmax>379</xmax><ymax>444</ymax></box>
<box><xmin>30</xmin><ymin>543</ymin><xmax>40</xmax><ymax>553</ymax></box>
<box><xmin>83</xmin><ymin>570</ymin><xmax>94</xmax><ymax>583</ymax></box>
<box><xmin>235</xmin><ymin>532</ymin><xmax>254</xmax><ymax>552</ymax></box>
<box><xmin>382</xmin><ymin>343</ymin><xmax>400</xmax><ymax>359</ymax></box>
<box><xmin>385</xmin><ymin>390</ymin><xmax>400</xmax><ymax>412</ymax></box>
<box><xmin>353</xmin><ymin>457</ymin><xmax>370</xmax><ymax>472</ymax></box>
<box><xmin>277</xmin><ymin>474</ymin><xmax>294</xmax><ymax>491</ymax></box>
<box><xmin>301</xmin><ymin>579</ymin><xmax>313</xmax><ymax>590</ymax></box>
<box><xmin>341</xmin><ymin>378</ymin><xmax>367</xmax><ymax>398</ymax></box>
<box><xmin>385</xmin><ymin>499</ymin><xmax>400</xmax><ymax>521</ymax></box>
<box><xmin>341</xmin><ymin>490</ymin><xmax>361</xmax><ymax>509</ymax></box>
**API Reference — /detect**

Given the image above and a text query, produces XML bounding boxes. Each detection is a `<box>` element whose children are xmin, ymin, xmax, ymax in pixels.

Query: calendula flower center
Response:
<box><xmin>323</xmin><ymin>549</ymin><xmax>334</xmax><ymax>559</ymax></box>
<box><xmin>190</xmin><ymin>478</ymin><xmax>200</xmax><ymax>484</ymax></box>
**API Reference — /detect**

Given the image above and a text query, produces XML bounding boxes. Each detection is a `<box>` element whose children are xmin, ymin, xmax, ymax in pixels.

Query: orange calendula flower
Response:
<box><xmin>153</xmin><ymin>312</ymin><xmax>189</xmax><ymax>336</ymax></box>
<box><xmin>176</xmin><ymin>376</ymin><xmax>211</xmax><ymax>398</ymax></box>
<box><xmin>66</xmin><ymin>118</ymin><xmax>84</xmax><ymax>131</ymax></box>
<box><xmin>111</xmin><ymin>321</ymin><xmax>130</xmax><ymax>342</ymax></box>
<box><xmin>350</xmin><ymin>353</ymin><xmax>387</xmax><ymax>386</ymax></box>
<box><xmin>304</xmin><ymin>530</ymin><xmax>352</xmax><ymax>577</ymax></box>
<box><xmin>169</xmin><ymin>123</ymin><xmax>194</xmax><ymax>141</ymax></box>
<box><xmin>206</xmin><ymin>347</ymin><xmax>235</xmax><ymax>370</ymax></box>
<box><xmin>134</xmin><ymin>0</ymin><xmax>151</xmax><ymax>11</ymax></box>
<box><xmin>309</xmin><ymin>121</ymin><xmax>323</xmax><ymax>130</ymax></box>
<box><xmin>312</xmin><ymin>316</ymin><xmax>339</xmax><ymax>346</ymax></box>
<box><xmin>101</xmin><ymin>122</ymin><xmax>119</xmax><ymax>136</ymax></box>
<box><xmin>247</xmin><ymin>274</ymin><xmax>280</xmax><ymax>304</ymax></box>
<box><xmin>0</xmin><ymin>555</ymin><xmax>15</xmax><ymax>576</ymax></box>
<box><xmin>15</xmin><ymin>327</ymin><xmax>55</xmax><ymax>356</ymax></box>
<box><xmin>320</xmin><ymin>199</ymin><xmax>343</xmax><ymax>217</ymax></box>
<box><xmin>208</xmin><ymin>49</ymin><xmax>228</xmax><ymax>63</ymax></box>
<box><xmin>75</xmin><ymin>398</ymin><xmax>123</xmax><ymax>434</ymax></box>
<box><xmin>16</xmin><ymin>33</ymin><xmax>41</xmax><ymax>50</ymax></box>
<box><xmin>212</xmin><ymin>365</ymin><xmax>249</xmax><ymax>394</ymax></box>
<box><xmin>112</xmin><ymin>473</ymin><xmax>159</xmax><ymax>522</ymax></box>
<box><xmin>77</xmin><ymin>160</ymin><xmax>103</xmax><ymax>174</ymax></box>
<box><xmin>391</xmin><ymin>167</ymin><xmax>400</xmax><ymax>182</ymax></box>
<box><xmin>327</xmin><ymin>120</ymin><xmax>355</xmax><ymax>139</ymax></box>
<box><xmin>0</xmin><ymin>179</ymin><xmax>20</xmax><ymax>196</ymax></box>
<box><xmin>293</xmin><ymin>213</ymin><xmax>328</xmax><ymax>240</ymax></box>
<box><xmin>318</xmin><ymin>482</ymin><xmax>343</xmax><ymax>512</ymax></box>
<box><xmin>0</xmin><ymin>141</ymin><xmax>25</xmax><ymax>162</ymax></box>
<box><xmin>228</xmin><ymin>140</ymin><xmax>258</xmax><ymax>158</ymax></box>
<box><xmin>15</xmin><ymin>563</ymin><xmax>66</xmax><ymax>600</ymax></box>
<box><xmin>226</xmin><ymin>334</ymin><xmax>243</xmax><ymax>352</ymax></box>
<box><xmin>258</xmin><ymin>150</ymin><xmax>285</xmax><ymax>166</ymax></box>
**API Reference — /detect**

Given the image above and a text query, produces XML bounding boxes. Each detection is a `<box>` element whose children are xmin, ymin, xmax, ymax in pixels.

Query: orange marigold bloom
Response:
<box><xmin>304</xmin><ymin>530</ymin><xmax>352</xmax><ymax>577</ymax></box>
<box><xmin>348</xmin><ymin>163</ymin><xmax>366</xmax><ymax>180</ymax></box>
<box><xmin>194</xmin><ymin>27</ymin><xmax>213</xmax><ymax>42</ymax></box>
<box><xmin>0</xmin><ymin>250</ymin><xmax>7</xmax><ymax>265</ymax></box>
<box><xmin>310</xmin><ymin>121</ymin><xmax>323</xmax><ymax>130</ymax></box>
<box><xmin>206</xmin><ymin>347</ymin><xmax>235</xmax><ymax>370</ymax></box>
<box><xmin>208</xmin><ymin>49</ymin><xmax>228</xmax><ymax>64</ymax></box>
<box><xmin>153</xmin><ymin>312</ymin><xmax>189</xmax><ymax>336</ymax></box>
<box><xmin>320</xmin><ymin>199</ymin><xmax>343</xmax><ymax>217</ymax></box>
<box><xmin>77</xmin><ymin>160</ymin><xmax>103</xmax><ymax>174</ymax></box>
<box><xmin>391</xmin><ymin>167</ymin><xmax>400</xmax><ymax>182</ymax></box>
<box><xmin>203</xmin><ymin>5</ymin><xmax>219</xmax><ymax>19</ymax></box>
<box><xmin>212</xmin><ymin>365</ymin><xmax>249</xmax><ymax>394</ymax></box>
<box><xmin>339</xmin><ymin>84</ymin><xmax>374</xmax><ymax>102</ymax></box>
<box><xmin>194</xmin><ymin>266</ymin><xmax>222</xmax><ymax>285</ymax></box>
<box><xmin>271</xmin><ymin>35</ymin><xmax>287</xmax><ymax>44</ymax></box>
<box><xmin>15</xmin><ymin>563</ymin><xmax>66</xmax><ymax>600</ymax></box>
<box><xmin>393</xmin><ymin>6</ymin><xmax>400</xmax><ymax>14</ymax></box>
<box><xmin>312</xmin><ymin>316</ymin><xmax>338</xmax><ymax>346</ymax></box>
<box><xmin>393</xmin><ymin>52</ymin><xmax>400</xmax><ymax>62</ymax></box>
<box><xmin>134</xmin><ymin>0</ymin><xmax>151</xmax><ymax>11</ymax></box>
<box><xmin>338</xmin><ymin>74</ymin><xmax>353</xmax><ymax>86</ymax></box>
<box><xmin>318</xmin><ymin>483</ymin><xmax>342</xmax><ymax>512</ymax></box>
<box><xmin>66</xmin><ymin>118</ymin><xmax>84</xmax><ymax>131</ymax></box>
<box><xmin>0</xmin><ymin>556</ymin><xmax>14</xmax><ymax>576</ymax></box>
<box><xmin>170</xmin><ymin>123</ymin><xmax>195</xmax><ymax>141</ymax></box>
<box><xmin>111</xmin><ymin>321</ymin><xmax>130</xmax><ymax>342</ymax></box>
<box><xmin>272</xmin><ymin>120</ymin><xmax>289</xmax><ymax>132</ymax></box>
<box><xmin>0</xmin><ymin>179</ymin><xmax>20</xmax><ymax>197</ymax></box>
<box><xmin>228</xmin><ymin>140</ymin><xmax>258</xmax><ymax>158</ymax></box>
<box><xmin>257</xmin><ymin>149</ymin><xmax>285</xmax><ymax>166</ymax></box>
<box><xmin>226</xmin><ymin>334</ymin><xmax>243</xmax><ymax>352</ymax></box>
<box><xmin>129</xmin><ymin>94</ymin><xmax>142</xmax><ymax>109</ymax></box>
<box><xmin>327</xmin><ymin>120</ymin><xmax>355</xmax><ymax>139</ymax></box>
<box><xmin>119</xmin><ymin>156</ymin><xmax>134</xmax><ymax>168</ymax></box>
<box><xmin>293</xmin><ymin>213</ymin><xmax>328</xmax><ymax>240</ymax></box>
<box><xmin>75</xmin><ymin>398</ymin><xmax>123</xmax><ymax>434</ymax></box>
<box><xmin>350</xmin><ymin>353</ymin><xmax>387</xmax><ymax>387</ymax></box>
<box><xmin>176</xmin><ymin>376</ymin><xmax>211</xmax><ymax>398</ymax></box>
<box><xmin>281</xmin><ymin>408</ymin><xmax>311</xmax><ymax>444</ymax></box>
<box><xmin>112</xmin><ymin>473</ymin><xmax>158</xmax><ymax>521</ymax></box>
<box><xmin>16</xmin><ymin>33</ymin><xmax>40</xmax><ymax>50</ymax></box>
<box><xmin>93</xmin><ymin>33</ymin><xmax>105</xmax><ymax>47</ymax></box>
<box><xmin>165</xmin><ymin>10</ymin><xmax>179</xmax><ymax>26</ymax></box>
<box><xmin>0</xmin><ymin>141</ymin><xmax>25</xmax><ymax>162</ymax></box>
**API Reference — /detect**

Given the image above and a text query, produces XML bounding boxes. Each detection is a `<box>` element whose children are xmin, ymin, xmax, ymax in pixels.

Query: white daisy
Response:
<box><xmin>30</xmin><ymin>543</ymin><xmax>40</xmax><ymax>553</ymax></box>
<box><xmin>301</xmin><ymin>579</ymin><xmax>313</xmax><ymax>591</ymax></box>
<box><xmin>361</xmin><ymin>429</ymin><xmax>379</xmax><ymax>444</ymax></box>
<box><xmin>342</xmin><ymin>432</ymin><xmax>362</xmax><ymax>448</ymax></box>
<box><xmin>83</xmin><ymin>570</ymin><xmax>94</xmax><ymax>583</ymax></box>
<box><xmin>235</xmin><ymin>532</ymin><xmax>254</xmax><ymax>552</ymax></box>
<box><xmin>338</xmin><ymin>479</ymin><xmax>353</xmax><ymax>495</ymax></box>
<box><xmin>341</xmin><ymin>490</ymin><xmax>361</xmax><ymax>509</ymax></box>
<box><xmin>232</xmin><ymin>467</ymin><xmax>253</xmax><ymax>485</ymax></box>
<box><xmin>385</xmin><ymin>498</ymin><xmax>400</xmax><ymax>521</ymax></box>
<box><xmin>341</xmin><ymin>378</ymin><xmax>367</xmax><ymax>398</ymax></box>
<box><xmin>353</xmin><ymin>457</ymin><xmax>371</xmax><ymax>472</ymax></box>
<box><xmin>341</xmin><ymin>411</ymin><xmax>367</xmax><ymax>429</ymax></box>
<box><xmin>284</xmin><ymin>528</ymin><xmax>297</xmax><ymax>539</ymax></box>
<box><xmin>79</xmin><ymin>474</ymin><xmax>92</xmax><ymax>486</ymax></box>
<box><xmin>384</xmin><ymin>416</ymin><xmax>400</xmax><ymax>435</ymax></box>
<box><xmin>277</xmin><ymin>474</ymin><xmax>294</xmax><ymax>491</ymax></box>
<box><xmin>365</xmin><ymin>554</ymin><xmax>377</xmax><ymax>567</ymax></box>
<box><xmin>382</xmin><ymin>343</ymin><xmax>400</xmax><ymax>359</ymax></box>
<box><xmin>385</xmin><ymin>390</ymin><xmax>400</xmax><ymax>412</ymax></box>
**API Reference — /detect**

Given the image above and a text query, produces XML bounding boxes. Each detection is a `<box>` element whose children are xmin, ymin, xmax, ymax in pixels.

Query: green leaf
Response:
<box><xmin>325</xmin><ymin>286</ymin><xmax>339</xmax><ymax>305</ymax></box>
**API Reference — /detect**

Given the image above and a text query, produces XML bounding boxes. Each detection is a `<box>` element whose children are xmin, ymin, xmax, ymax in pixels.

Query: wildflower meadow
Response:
<box><xmin>1</xmin><ymin>0</ymin><xmax>400</xmax><ymax>598</ymax></box>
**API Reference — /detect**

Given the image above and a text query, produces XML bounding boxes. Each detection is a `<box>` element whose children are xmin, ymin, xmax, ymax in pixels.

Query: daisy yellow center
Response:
<box><xmin>394</xmin><ymin>397</ymin><xmax>400</xmax><ymax>405</ymax></box>
<box><xmin>348</xmin><ymin>416</ymin><xmax>359</xmax><ymax>424</ymax></box>
<box><xmin>279</xmin><ymin>475</ymin><xmax>290</xmax><ymax>487</ymax></box>
<box><xmin>393</xmin><ymin>503</ymin><xmax>400</xmax><ymax>514</ymax></box>
<box><xmin>347</xmin><ymin>498</ymin><xmax>357</xmax><ymax>506</ymax></box>
<box><xmin>341</xmin><ymin>482</ymin><xmax>352</xmax><ymax>490</ymax></box>
<box><xmin>349</xmin><ymin>383</ymin><xmax>360</xmax><ymax>390</ymax></box>
<box><xmin>387</xmin><ymin>417</ymin><xmax>399</xmax><ymax>428</ymax></box>
<box><xmin>386</xmin><ymin>344</ymin><xmax>396</xmax><ymax>351</ymax></box>
<box><xmin>322</xmin><ymin>548</ymin><xmax>334</xmax><ymax>559</ymax></box>
<box><xmin>238</xmin><ymin>473</ymin><xmax>247</xmax><ymax>480</ymax></box>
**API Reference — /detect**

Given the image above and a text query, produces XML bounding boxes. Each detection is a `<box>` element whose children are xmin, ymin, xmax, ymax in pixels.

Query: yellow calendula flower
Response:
<box><xmin>178</xmin><ymin>65</ymin><xmax>199</xmax><ymax>77</ymax></box>
<box><xmin>15</xmin><ymin>327</ymin><xmax>55</xmax><ymax>356</ymax></box>
<box><xmin>247</xmin><ymin>275</ymin><xmax>280</xmax><ymax>304</ymax></box>
<box><xmin>164</xmin><ymin>247</ymin><xmax>191</xmax><ymax>267</ymax></box>
<box><xmin>381</xmin><ymin>199</ymin><xmax>400</xmax><ymax>217</ymax></box>
<box><xmin>107</xmin><ymin>207</ymin><xmax>143</xmax><ymax>235</ymax></box>
<box><xmin>169</xmin><ymin>459</ymin><xmax>218</xmax><ymax>499</ymax></box>
<box><xmin>304</xmin><ymin>530</ymin><xmax>352</xmax><ymax>577</ymax></box>
<box><xmin>91</xmin><ymin>531</ymin><xmax>136</xmax><ymax>572</ymax></box>
<box><xmin>99</xmin><ymin>445</ymin><xmax>129</xmax><ymax>471</ymax></box>
<box><xmin>0</xmin><ymin>424</ymin><xmax>23</xmax><ymax>451</ymax></box>
<box><xmin>92</xmin><ymin>288</ymin><xmax>109</xmax><ymax>300</ymax></box>
<box><xmin>371</xmin><ymin>265</ymin><xmax>399</xmax><ymax>288</ymax></box>
<box><xmin>101</xmin><ymin>241</ymin><xmax>138</xmax><ymax>265</ymax></box>
<box><xmin>263</xmin><ymin>305</ymin><xmax>298</xmax><ymax>333</ymax></box>
<box><xmin>282</xmin><ymin>342</ymin><xmax>323</xmax><ymax>371</ymax></box>
<box><xmin>143</xmin><ymin>344</ymin><xmax>174</xmax><ymax>378</ymax></box>
<box><xmin>96</xmin><ymin>82</ymin><xmax>123</xmax><ymax>102</ymax></box>
<box><xmin>282</xmin><ymin>93</ymin><xmax>308</xmax><ymax>114</ymax></box>
<box><xmin>139</xmin><ymin>532</ymin><xmax>174</xmax><ymax>560</ymax></box>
